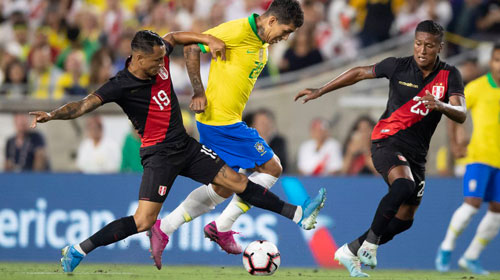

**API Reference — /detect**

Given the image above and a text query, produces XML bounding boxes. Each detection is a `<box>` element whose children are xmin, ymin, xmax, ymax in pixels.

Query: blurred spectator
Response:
<box><xmin>476</xmin><ymin>0</ymin><xmax>500</xmax><ymax>38</ymax></box>
<box><xmin>89</xmin><ymin>48</ymin><xmax>113</xmax><ymax>92</ymax></box>
<box><xmin>5</xmin><ymin>113</ymin><xmax>49</xmax><ymax>172</ymax></box>
<box><xmin>297</xmin><ymin>117</ymin><xmax>342</xmax><ymax>176</ymax></box>
<box><xmin>74</xmin><ymin>6</ymin><xmax>101</xmax><ymax>44</ymax></box>
<box><xmin>0</xmin><ymin>60</ymin><xmax>28</xmax><ymax>99</ymax></box>
<box><xmin>28</xmin><ymin>27</ymin><xmax>59</xmax><ymax>64</ymax></box>
<box><xmin>225</xmin><ymin>0</ymin><xmax>265</xmax><ymax>22</ymax></box>
<box><xmin>0</xmin><ymin>11</ymin><xmax>26</xmax><ymax>49</ymax></box>
<box><xmin>55</xmin><ymin>25</ymin><xmax>100</xmax><ymax>69</ymax></box>
<box><xmin>54</xmin><ymin>50</ymin><xmax>89</xmax><ymax>99</ymax></box>
<box><xmin>28</xmin><ymin>45</ymin><xmax>62</xmax><ymax>99</ymax></box>
<box><xmin>458</xmin><ymin>57</ymin><xmax>483</xmax><ymax>84</ymax></box>
<box><xmin>447</xmin><ymin>0</ymin><xmax>482</xmax><ymax>50</ymax></box>
<box><xmin>100</xmin><ymin>0</ymin><xmax>131</xmax><ymax>48</ymax></box>
<box><xmin>279</xmin><ymin>24</ymin><xmax>323</xmax><ymax>73</ymax></box>
<box><xmin>355</xmin><ymin>0</ymin><xmax>404</xmax><ymax>47</ymax></box>
<box><xmin>321</xmin><ymin>0</ymin><xmax>358</xmax><ymax>59</ymax></box>
<box><xmin>112</xmin><ymin>31</ymin><xmax>134</xmax><ymax>73</ymax></box>
<box><xmin>76</xmin><ymin>114</ymin><xmax>121</xmax><ymax>173</ymax></box>
<box><xmin>208</xmin><ymin>1</ymin><xmax>226</xmax><ymax>27</ymax></box>
<box><xmin>43</xmin><ymin>8</ymin><xmax>69</xmax><ymax>53</ymax></box>
<box><xmin>244</xmin><ymin>108</ymin><xmax>289</xmax><ymax>172</ymax></box>
<box><xmin>120</xmin><ymin>127</ymin><xmax>142</xmax><ymax>173</ymax></box>
<box><xmin>143</xmin><ymin>2</ymin><xmax>175</xmax><ymax>36</ymax></box>
<box><xmin>7</xmin><ymin>18</ymin><xmax>30</xmax><ymax>61</ymax></box>
<box><xmin>341</xmin><ymin>115</ymin><xmax>377</xmax><ymax>175</ymax></box>
<box><xmin>393</xmin><ymin>0</ymin><xmax>452</xmax><ymax>35</ymax></box>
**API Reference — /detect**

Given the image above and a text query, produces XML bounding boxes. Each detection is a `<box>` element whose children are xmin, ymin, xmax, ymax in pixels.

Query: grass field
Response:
<box><xmin>1</xmin><ymin>263</ymin><xmax>499</xmax><ymax>280</ymax></box>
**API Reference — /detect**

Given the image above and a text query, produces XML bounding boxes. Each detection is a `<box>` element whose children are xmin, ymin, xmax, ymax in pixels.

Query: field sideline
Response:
<box><xmin>1</xmin><ymin>263</ymin><xmax>499</xmax><ymax>280</ymax></box>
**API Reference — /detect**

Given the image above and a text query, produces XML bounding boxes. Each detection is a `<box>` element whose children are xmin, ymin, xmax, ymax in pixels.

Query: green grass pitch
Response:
<box><xmin>1</xmin><ymin>262</ymin><xmax>499</xmax><ymax>280</ymax></box>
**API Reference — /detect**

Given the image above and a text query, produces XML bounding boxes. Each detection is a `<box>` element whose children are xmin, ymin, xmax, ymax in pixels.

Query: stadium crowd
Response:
<box><xmin>1</xmin><ymin>0</ymin><xmax>499</xmax><ymax>173</ymax></box>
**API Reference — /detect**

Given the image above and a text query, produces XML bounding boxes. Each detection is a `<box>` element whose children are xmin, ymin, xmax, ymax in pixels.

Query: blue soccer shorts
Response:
<box><xmin>463</xmin><ymin>163</ymin><xmax>500</xmax><ymax>202</ymax></box>
<box><xmin>197</xmin><ymin>121</ymin><xmax>274</xmax><ymax>171</ymax></box>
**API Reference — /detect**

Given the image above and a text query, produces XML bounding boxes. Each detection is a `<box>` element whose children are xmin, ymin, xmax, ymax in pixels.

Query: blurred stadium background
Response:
<box><xmin>0</xmin><ymin>0</ymin><xmax>499</xmax><ymax>278</ymax></box>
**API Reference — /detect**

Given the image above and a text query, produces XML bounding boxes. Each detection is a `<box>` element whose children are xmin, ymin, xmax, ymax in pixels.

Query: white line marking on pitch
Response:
<box><xmin>20</xmin><ymin>272</ymin><xmax>137</xmax><ymax>275</ymax></box>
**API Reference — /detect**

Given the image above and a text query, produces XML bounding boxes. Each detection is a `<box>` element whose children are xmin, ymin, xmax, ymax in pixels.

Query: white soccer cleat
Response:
<box><xmin>334</xmin><ymin>244</ymin><xmax>369</xmax><ymax>277</ymax></box>
<box><xmin>357</xmin><ymin>241</ymin><xmax>378</xmax><ymax>269</ymax></box>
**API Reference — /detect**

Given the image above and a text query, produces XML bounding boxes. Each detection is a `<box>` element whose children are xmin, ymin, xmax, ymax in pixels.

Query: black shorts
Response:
<box><xmin>138</xmin><ymin>137</ymin><xmax>225</xmax><ymax>203</ymax></box>
<box><xmin>371</xmin><ymin>141</ymin><xmax>426</xmax><ymax>205</ymax></box>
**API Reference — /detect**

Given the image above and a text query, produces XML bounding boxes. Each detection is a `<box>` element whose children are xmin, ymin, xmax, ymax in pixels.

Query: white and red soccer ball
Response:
<box><xmin>242</xmin><ymin>240</ymin><xmax>281</xmax><ymax>276</ymax></box>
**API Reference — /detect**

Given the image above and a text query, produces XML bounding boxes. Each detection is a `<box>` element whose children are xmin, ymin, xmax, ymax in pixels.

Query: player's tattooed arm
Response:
<box><xmin>29</xmin><ymin>94</ymin><xmax>102</xmax><ymax>128</ymax></box>
<box><xmin>295</xmin><ymin>65</ymin><xmax>375</xmax><ymax>104</ymax></box>
<box><xmin>184</xmin><ymin>44</ymin><xmax>207</xmax><ymax>114</ymax></box>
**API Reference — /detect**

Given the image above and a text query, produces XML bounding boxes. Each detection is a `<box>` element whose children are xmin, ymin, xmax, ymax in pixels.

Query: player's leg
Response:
<box><xmin>459</xmin><ymin>166</ymin><xmax>500</xmax><ymax>275</ymax></box>
<box><xmin>210</xmin><ymin>164</ymin><xmax>325</xmax><ymax>228</ymax></box>
<box><xmin>437</xmin><ymin>164</ymin><xmax>490</xmax><ymax>272</ymax></box>
<box><xmin>197</xmin><ymin>121</ymin><xmax>284</xmax><ymax>253</ymax></box>
<box><xmin>61</xmin><ymin>146</ymin><xmax>177</xmax><ymax>273</ymax></box>
<box><xmin>214</xmin><ymin>156</ymin><xmax>281</xmax><ymax>232</ymax></box>
<box><xmin>334</xmin><ymin>243</ymin><xmax>370</xmax><ymax>277</ymax></box>
<box><xmin>61</xmin><ymin>200</ymin><xmax>162</xmax><ymax>273</ymax></box>
<box><xmin>355</xmin><ymin>165</ymin><xmax>415</xmax><ymax>268</ymax></box>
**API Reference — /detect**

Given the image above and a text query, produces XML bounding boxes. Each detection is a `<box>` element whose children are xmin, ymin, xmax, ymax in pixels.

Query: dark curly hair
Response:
<box><xmin>264</xmin><ymin>0</ymin><xmax>304</xmax><ymax>28</ymax></box>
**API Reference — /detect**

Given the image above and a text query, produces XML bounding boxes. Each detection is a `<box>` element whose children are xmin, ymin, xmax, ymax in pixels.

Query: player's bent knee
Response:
<box><xmin>133</xmin><ymin>214</ymin><xmax>157</xmax><ymax>232</ymax></box>
<box><xmin>212</xmin><ymin>183</ymin><xmax>234</xmax><ymax>199</ymax></box>
<box><xmin>465</xmin><ymin>197</ymin><xmax>482</xmax><ymax>208</ymax></box>
<box><xmin>390</xmin><ymin>178</ymin><xmax>415</xmax><ymax>202</ymax></box>
<box><xmin>489</xmin><ymin>201</ymin><xmax>500</xmax><ymax>212</ymax></box>
<box><xmin>256</xmin><ymin>156</ymin><xmax>282</xmax><ymax>178</ymax></box>
<box><xmin>213</xmin><ymin>165</ymin><xmax>248</xmax><ymax>194</ymax></box>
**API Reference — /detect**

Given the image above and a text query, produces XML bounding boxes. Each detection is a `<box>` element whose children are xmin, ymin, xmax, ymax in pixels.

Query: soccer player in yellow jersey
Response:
<box><xmin>436</xmin><ymin>43</ymin><xmax>500</xmax><ymax>275</ymax></box>
<box><xmin>148</xmin><ymin>0</ymin><xmax>306</xmax><ymax>259</ymax></box>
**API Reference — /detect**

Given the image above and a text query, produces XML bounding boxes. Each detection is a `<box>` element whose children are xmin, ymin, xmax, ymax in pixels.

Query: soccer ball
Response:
<box><xmin>242</xmin><ymin>240</ymin><xmax>281</xmax><ymax>276</ymax></box>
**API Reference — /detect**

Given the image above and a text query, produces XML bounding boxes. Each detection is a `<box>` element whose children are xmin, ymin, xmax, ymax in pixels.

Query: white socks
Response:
<box><xmin>73</xmin><ymin>244</ymin><xmax>86</xmax><ymax>256</ymax></box>
<box><xmin>464</xmin><ymin>211</ymin><xmax>500</xmax><ymax>260</ymax></box>
<box><xmin>160</xmin><ymin>184</ymin><xmax>225</xmax><ymax>236</ymax></box>
<box><xmin>292</xmin><ymin>205</ymin><xmax>303</xmax><ymax>224</ymax></box>
<box><xmin>215</xmin><ymin>172</ymin><xmax>278</xmax><ymax>232</ymax></box>
<box><xmin>441</xmin><ymin>203</ymin><xmax>478</xmax><ymax>251</ymax></box>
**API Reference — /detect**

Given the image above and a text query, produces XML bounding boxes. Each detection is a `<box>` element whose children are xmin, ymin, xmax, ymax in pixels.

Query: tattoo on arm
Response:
<box><xmin>218</xmin><ymin>165</ymin><xmax>227</xmax><ymax>178</ymax></box>
<box><xmin>50</xmin><ymin>94</ymin><xmax>102</xmax><ymax>120</ymax></box>
<box><xmin>184</xmin><ymin>44</ymin><xmax>204</xmax><ymax>95</ymax></box>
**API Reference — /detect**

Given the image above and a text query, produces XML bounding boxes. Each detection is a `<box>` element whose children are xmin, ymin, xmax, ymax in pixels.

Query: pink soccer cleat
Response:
<box><xmin>204</xmin><ymin>221</ymin><xmax>242</xmax><ymax>254</ymax></box>
<box><xmin>147</xmin><ymin>220</ymin><xmax>169</xmax><ymax>270</ymax></box>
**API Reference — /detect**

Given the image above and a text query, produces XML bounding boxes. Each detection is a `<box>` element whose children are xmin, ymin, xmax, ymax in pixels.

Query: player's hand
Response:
<box><xmin>190</xmin><ymin>94</ymin><xmax>207</xmax><ymax>113</ymax></box>
<box><xmin>207</xmin><ymin>35</ymin><xmax>226</xmax><ymax>61</ymax></box>
<box><xmin>28</xmin><ymin>111</ymin><xmax>53</xmax><ymax>128</ymax></box>
<box><xmin>294</xmin><ymin>88</ymin><xmax>322</xmax><ymax>104</ymax></box>
<box><xmin>419</xmin><ymin>90</ymin><xmax>444</xmax><ymax>111</ymax></box>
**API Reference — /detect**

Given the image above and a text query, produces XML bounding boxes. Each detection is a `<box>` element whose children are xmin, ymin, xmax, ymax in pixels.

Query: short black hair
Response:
<box><xmin>264</xmin><ymin>0</ymin><xmax>304</xmax><ymax>28</ymax></box>
<box><xmin>493</xmin><ymin>41</ymin><xmax>500</xmax><ymax>52</ymax></box>
<box><xmin>415</xmin><ymin>20</ymin><xmax>444</xmax><ymax>41</ymax></box>
<box><xmin>131</xmin><ymin>30</ymin><xmax>165</xmax><ymax>54</ymax></box>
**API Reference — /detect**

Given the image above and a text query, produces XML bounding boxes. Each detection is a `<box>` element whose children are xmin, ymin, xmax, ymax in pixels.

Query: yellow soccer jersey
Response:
<box><xmin>196</xmin><ymin>14</ymin><xmax>269</xmax><ymax>126</ymax></box>
<box><xmin>465</xmin><ymin>73</ymin><xmax>500</xmax><ymax>168</ymax></box>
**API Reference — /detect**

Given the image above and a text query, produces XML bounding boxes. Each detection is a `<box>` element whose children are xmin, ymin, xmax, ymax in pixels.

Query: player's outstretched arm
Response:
<box><xmin>184</xmin><ymin>44</ymin><xmax>206</xmax><ymax>114</ymax></box>
<box><xmin>163</xmin><ymin>32</ymin><xmax>226</xmax><ymax>61</ymax></box>
<box><xmin>294</xmin><ymin>65</ymin><xmax>375</xmax><ymax>104</ymax></box>
<box><xmin>29</xmin><ymin>94</ymin><xmax>103</xmax><ymax>128</ymax></box>
<box><xmin>419</xmin><ymin>92</ymin><xmax>466</xmax><ymax>123</ymax></box>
